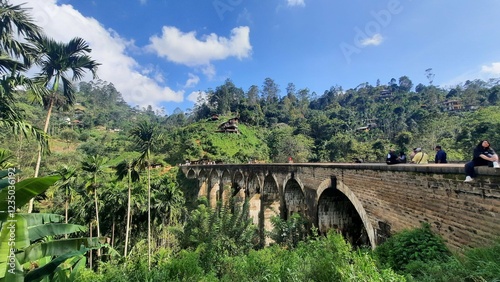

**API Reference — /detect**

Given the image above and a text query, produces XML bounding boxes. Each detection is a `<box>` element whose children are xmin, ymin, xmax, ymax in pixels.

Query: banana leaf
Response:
<box><xmin>28</xmin><ymin>223</ymin><xmax>87</xmax><ymax>242</ymax></box>
<box><xmin>16</xmin><ymin>237</ymin><xmax>105</xmax><ymax>264</ymax></box>
<box><xmin>0</xmin><ymin>214</ymin><xmax>29</xmax><ymax>279</ymax></box>
<box><xmin>24</xmin><ymin>247</ymin><xmax>90</xmax><ymax>282</ymax></box>
<box><xmin>0</xmin><ymin>254</ymin><xmax>23</xmax><ymax>282</ymax></box>
<box><xmin>18</xmin><ymin>213</ymin><xmax>64</xmax><ymax>226</ymax></box>
<box><xmin>0</xmin><ymin>175</ymin><xmax>60</xmax><ymax>211</ymax></box>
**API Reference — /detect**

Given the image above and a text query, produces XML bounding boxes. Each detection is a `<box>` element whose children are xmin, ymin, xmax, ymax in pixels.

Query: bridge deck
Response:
<box><xmin>188</xmin><ymin>162</ymin><xmax>499</xmax><ymax>177</ymax></box>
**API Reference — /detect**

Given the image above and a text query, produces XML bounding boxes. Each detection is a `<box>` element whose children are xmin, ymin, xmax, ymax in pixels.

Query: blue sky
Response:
<box><xmin>11</xmin><ymin>0</ymin><xmax>500</xmax><ymax>114</ymax></box>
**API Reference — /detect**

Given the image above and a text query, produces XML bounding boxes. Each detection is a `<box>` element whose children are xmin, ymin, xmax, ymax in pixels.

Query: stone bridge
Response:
<box><xmin>180</xmin><ymin>163</ymin><xmax>500</xmax><ymax>251</ymax></box>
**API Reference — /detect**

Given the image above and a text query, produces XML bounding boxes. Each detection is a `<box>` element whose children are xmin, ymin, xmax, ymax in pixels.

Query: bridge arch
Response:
<box><xmin>317</xmin><ymin>178</ymin><xmax>375</xmax><ymax>248</ymax></box>
<box><xmin>209</xmin><ymin>170</ymin><xmax>220</xmax><ymax>208</ymax></box>
<box><xmin>198</xmin><ymin>170</ymin><xmax>209</xmax><ymax>198</ymax></box>
<box><xmin>247</xmin><ymin>173</ymin><xmax>262</xmax><ymax>227</ymax></box>
<box><xmin>262</xmin><ymin>173</ymin><xmax>280</xmax><ymax>244</ymax></box>
<box><xmin>186</xmin><ymin>168</ymin><xmax>196</xmax><ymax>179</ymax></box>
<box><xmin>221</xmin><ymin>169</ymin><xmax>232</xmax><ymax>204</ymax></box>
<box><xmin>232</xmin><ymin>170</ymin><xmax>246</xmax><ymax>201</ymax></box>
<box><xmin>284</xmin><ymin>178</ymin><xmax>307</xmax><ymax>221</ymax></box>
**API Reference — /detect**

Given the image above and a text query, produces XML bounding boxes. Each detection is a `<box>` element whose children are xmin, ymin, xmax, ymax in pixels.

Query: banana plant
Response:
<box><xmin>0</xmin><ymin>169</ymin><xmax>106</xmax><ymax>282</ymax></box>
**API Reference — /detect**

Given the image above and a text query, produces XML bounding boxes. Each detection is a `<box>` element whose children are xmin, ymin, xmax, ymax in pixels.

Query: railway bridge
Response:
<box><xmin>180</xmin><ymin>163</ymin><xmax>500</xmax><ymax>250</ymax></box>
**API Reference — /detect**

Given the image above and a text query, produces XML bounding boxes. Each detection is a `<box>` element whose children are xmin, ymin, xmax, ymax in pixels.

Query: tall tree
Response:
<box><xmin>261</xmin><ymin>77</ymin><xmax>280</xmax><ymax>104</ymax></box>
<box><xmin>246</xmin><ymin>85</ymin><xmax>259</xmax><ymax>106</ymax></box>
<box><xmin>54</xmin><ymin>165</ymin><xmax>78</xmax><ymax>225</ymax></box>
<box><xmin>81</xmin><ymin>154</ymin><xmax>107</xmax><ymax>257</ymax></box>
<box><xmin>398</xmin><ymin>76</ymin><xmax>413</xmax><ymax>93</ymax></box>
<box><xmin>130</xmin><ymin>121</ymin><xmax>162</xmax><ymax>269</ymax></box>
<box><xmin>29</xmin><ymin>35</ymin><xmax>99</xmax><ymax>212</ymax></box>
<box><xmin>114</xmin><ymin>158</ymin><xmax>140</xmax><ymax>257</ymax></box>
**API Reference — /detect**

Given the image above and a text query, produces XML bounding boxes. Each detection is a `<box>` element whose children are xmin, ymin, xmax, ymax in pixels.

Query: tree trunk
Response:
<box><xmin>94</xmin><ymin>182</ymin><xmax>101</xmax><ymax>257</ymax></box>
<box><xmin>65</xmin><ymin>187</ymin><xmax>69</xmax><ymax>239</ymax></box>
<box><xmin>29</xmin><ymin>98</ymin><xmax>54</xmax><ymax>213</ymax></box>
<box><xmin>147</xmin><ymin>165</ymin><xmax>151</xmax><ymax>270</ymax></box>
<box><xmin>89</xmin><ymin>221</ymin><xmax>93</xmax><ymax>270</ymax></box>
<box><xmin>111</xmin><ymin>217</ymin><xmax>115</xmax><ymax>249</ymax></box>
<box><xmin>124</xmin><ymin>169</ymin><xmax>132</xmax><ymax>257</ymax></box>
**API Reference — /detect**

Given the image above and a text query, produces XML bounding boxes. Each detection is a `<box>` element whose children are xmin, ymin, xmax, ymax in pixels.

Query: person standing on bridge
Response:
<box><xmin>464</xmin><ymin>140</ymin><xmax>500</xmax><ymax>182</ymax></box>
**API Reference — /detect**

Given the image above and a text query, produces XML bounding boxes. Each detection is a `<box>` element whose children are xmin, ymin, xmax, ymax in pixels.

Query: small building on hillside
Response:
<box><xmin>441</xmin><ymin>100</ymin><xmax>463</xmax><ymax>112</ymax></box>
<box><xmin>216</xmin><ymin>117</ymin><xmax>239</xmax><ymax>133</ymax></box>
<box><xmin>377</xmin><ymin>89</ymin><xmax>392</xmax><ymax>100</ymax></box>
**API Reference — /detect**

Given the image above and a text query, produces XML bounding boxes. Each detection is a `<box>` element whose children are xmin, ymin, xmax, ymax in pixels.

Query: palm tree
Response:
<box><xmin>1</xmin><ymin>1</ymin><xmax>49</xmax><ymax>151</ymax></box>
<box><xmin>29</xmin><ymin>35</ymin><xmax>99</xmax><ymax>212</ymax></box>
<box><xmin>151</xmin><ymin>174</ymin><xmax>186</xmax><ymax>248</ymax></box>
<box><xmin>114</xmin><ymin>158</ymin><xmax>140</xmax><ymax>257</ymax></box>
<box><xmin>81</xmin><ymin>154</ymin><xmax>107</xmax><ymax>256</ymax></box>
<box><xmin>130</xmin><ymin>121</ymin><xmax>162</xmax><ymax>269</ymax></box>
<box><xmin>0</xmin><ymin>1</ymin><xmax>41</xmax><ymax>70</ymax></box>
<box><xmin>54</xmin><ymin>165</ymin><xmax>78</xmax><ymax>224</ymax></box>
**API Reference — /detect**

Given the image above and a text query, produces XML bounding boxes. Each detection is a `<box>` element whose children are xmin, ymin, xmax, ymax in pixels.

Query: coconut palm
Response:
<box><xmin>28</xmin><ymin>35</ymin><xmax>99</xmax><ymax>212</ymax></box>
<box><xmin>114</xmin><ymin>158</ymin><xmax>140</xmax><ymax>257</ymax></box>
<box><xmin>130</xmin><ymin>121</ymin><xmax>162</xmax><ymax>269</ymax></box>
<box><xmin>81</xmin><ymin>154</ymin><xmax>107</xmax><ymax>256</ymax></box>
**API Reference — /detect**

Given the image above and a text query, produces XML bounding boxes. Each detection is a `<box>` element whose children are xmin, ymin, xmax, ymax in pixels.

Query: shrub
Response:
<box><xmin>374</xmin><ymin>223</ymin><xmax>452</xmax><ymax>273</ymax></box>
<box><xmin>267</xmin><ymin>213</ymin><xmax>309</xmax><ymax>249</ymax></box>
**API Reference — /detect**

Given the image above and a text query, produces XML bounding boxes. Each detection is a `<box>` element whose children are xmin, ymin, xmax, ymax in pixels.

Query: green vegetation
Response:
<box><xmin>375</xmin><ymin>224</ymin><xmax>500</xmax><ymax>282</ymax></box>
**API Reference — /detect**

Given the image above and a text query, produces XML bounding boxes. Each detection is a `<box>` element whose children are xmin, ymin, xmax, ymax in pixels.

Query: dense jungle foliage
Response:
<box><xmin>1</xmin><ymin>1</ymin><xmax>500</xmax><ymax>281</ymax></box>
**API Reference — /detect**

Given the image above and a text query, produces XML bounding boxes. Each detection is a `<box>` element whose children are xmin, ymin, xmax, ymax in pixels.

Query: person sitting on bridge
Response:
<box><xmin>464</xmin><ymin>140</ymin><xmax>500</xmax><ymax>182</ymax></box>
<box><xmin>386</xmin><ymin>149</ymin><xmax>399</xmax><ymax>165</ymax></box>
<box><xmin>434</xmin><ymin>145</ymin><xmax>448</xmax><ymax>163</ymax></box>
<box><xmin>409</xmin><ymin>148</ymin><xmax>417</xmax><ymax>159</ymax></box>
<box><xmin>397</xmin><ymin>151</ymin><xmax>407</xmax><ymax>163</ymax></box>
<box><xmin>411</xmin><ymin>148</ymin><xmax>429</xmax><ymax>164</ymax></box>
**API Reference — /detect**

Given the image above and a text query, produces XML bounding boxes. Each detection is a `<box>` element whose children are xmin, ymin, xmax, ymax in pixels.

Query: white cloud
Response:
<box><xmin>10</xmin><ymin>0</ymin><xmax>184</xmax><ymax>110</ymax></box>
<box><xmin>481</xmin><ymin>62</ymin><xmax>500</xmax><ymax>75</ymax></box>
<box><xmin>184</xmin><ymin>73</ymin><xmax>200</xmax><ymax>88</ymax></box>
<box><xmin>202</xmin><ymin>64</ymin><xmax>217</xmax><ymax>80</ymax></box>
<box><xmin>146</xmin><ymin>26</ymin><xmax>252</xmax><ymax>67</ymax></box>
<box><xmin>287</xmin><ymin>0</ymin><xmax>306</xmax><ymax>7</ymax></box>
<box><xmin>187</xmin><ymin>90</ymin><xmax>207</xmax><ymax>104</ymax></box>
<box><xmin>361</xmin><ymin>33</ymin><xmax>383</xmax><ymax>46</ymax></box>
<box><xmin>441</xmin><ymin>62</ymin><xmax>500</xmax><ymax>88</ymax></box>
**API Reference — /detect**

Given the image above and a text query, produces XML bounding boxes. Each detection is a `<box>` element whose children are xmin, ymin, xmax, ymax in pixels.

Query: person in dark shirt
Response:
<box><xmin>434</xmin><ymin>145</ymin><xmax>447</xmax><ymax>163</ymax></box>
<box><xmin>386</xmin><ymin>149</ymin><xmax>399</xmax><ymax>165</ymax></box>
<box><xmin>464</xmin><ymin>140</ymin><xmax>500</xmax><ymax>182</ymax></box>
<box><xmin>397</xmin><ymin>151</ymin><xmax>407</xmax><ymax>163</ymax></box>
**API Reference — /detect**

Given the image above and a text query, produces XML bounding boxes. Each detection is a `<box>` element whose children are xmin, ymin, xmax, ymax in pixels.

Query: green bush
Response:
<box><xmin>151</xmin><ymin>250</ymin><xmax>216</xmax><ymax>281</ymax></box>
<box><xmin>374</xmin><ymin>223</ymin><xmax>452</xmax><ymax>273</ymax></box>
<box><xmin>177</xmin><ymin>197</ymin><xmax>258</xmax><ymax>275</ymax></box>
<box><xmin>267</xmin><ymin>213</ymin><xmax>309</xmax><ymax>249</ymax></box>
<box><xmin>461</xmin><ymin>238</ymin><xmax>500</xmax><ymax>281</ymax></box>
